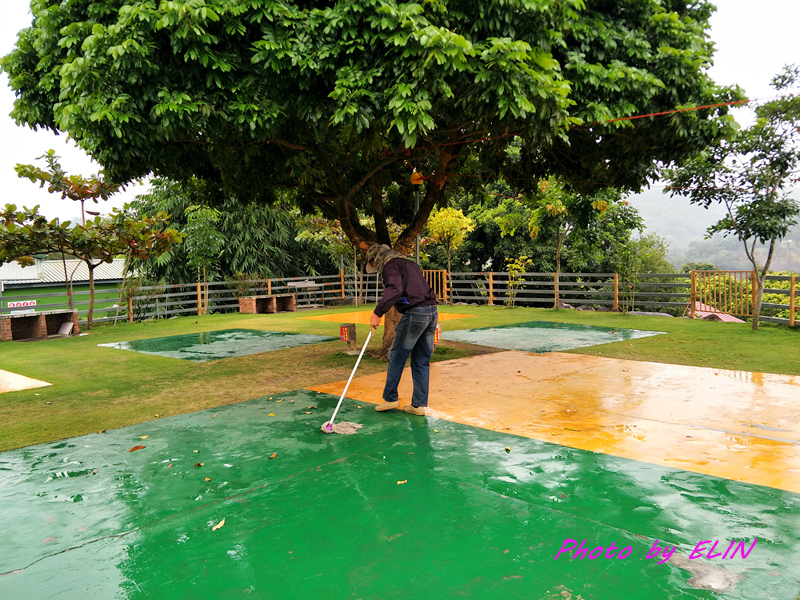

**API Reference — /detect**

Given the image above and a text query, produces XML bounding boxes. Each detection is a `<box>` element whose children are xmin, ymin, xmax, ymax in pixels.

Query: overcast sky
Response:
<box><xmin>2</xmin><ymin>0</ymin><xmax>800</xmax><ymax>223</ymax></box>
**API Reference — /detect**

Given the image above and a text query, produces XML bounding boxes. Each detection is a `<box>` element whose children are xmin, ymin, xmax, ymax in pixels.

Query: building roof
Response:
<box><xmin>0</xmin><ymin>258</ymin><xmax>126</xmax><ymax>285</ymax></box>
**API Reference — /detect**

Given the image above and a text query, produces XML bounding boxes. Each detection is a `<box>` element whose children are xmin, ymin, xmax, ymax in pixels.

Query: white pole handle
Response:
<box><xmin>329</xmin><ymin>329</ymin><xmax>373</xmax><ymax>426</ymax></box>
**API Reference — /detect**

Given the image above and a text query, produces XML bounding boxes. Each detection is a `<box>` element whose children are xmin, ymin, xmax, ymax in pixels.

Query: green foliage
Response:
<box><xmin>760</xmin><ymin>272</ymin><xmax>799</xmax><ymax>320</ymax></box>
<box><xmin>504</xmin><ymin>255</ymin><xmax>533</xmax><ymax>308</ymax></box>
<box><xmin>426</xmin><ymin>207</ymin><xmax>474</xmax><ymax>276</ymax></box>
<box><xmin>681</xmin><ymin>261</ymin><xmax>718</xmax><ymax>273</ymax></box>
<box><xmin>1</xmin><ymin>0</ymin><xmax>739</xmax><ymax>253</ymax></box>
<box><xmin>664</xmin><ymin>65</ymin><xmax>800</xmax><ymax>329</ymax></box>
<box><xmin>15</xmin><ymin>150</ymin><xmax>121</xmax><ymax>225</ymax></box>
<box><xmin>131</xmin><ymin>178</ymin><xmax>335</xmax><ymax>283</ymax></box>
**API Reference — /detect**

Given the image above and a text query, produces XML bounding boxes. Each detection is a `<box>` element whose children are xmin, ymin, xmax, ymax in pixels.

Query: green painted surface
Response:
<box><xmin>442</xmin><ymin>320</ymin><xmax>665</xmax><ymax>353</ymax></box>
<box><xmin>1</xmin><ymin>391</ymin><xmax>797</xmax><ymax>599</ymax></box>
<box><xmin>97</xmin><ymin>328</ymin><xmax>338</xmax><ymax>361</ymax></box>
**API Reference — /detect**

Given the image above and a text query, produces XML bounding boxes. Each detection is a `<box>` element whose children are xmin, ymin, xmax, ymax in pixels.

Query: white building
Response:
<box><xmin>0</xmin><ymin>257</ymin><xmax>126</xmax><ymax>287</ymax></box>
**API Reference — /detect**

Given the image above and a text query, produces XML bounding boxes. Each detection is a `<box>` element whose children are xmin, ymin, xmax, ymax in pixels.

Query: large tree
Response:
<box><xmin>2</xmin><ymin>0</ymin><xmax>739</xmax><ymax>253</ymax></box>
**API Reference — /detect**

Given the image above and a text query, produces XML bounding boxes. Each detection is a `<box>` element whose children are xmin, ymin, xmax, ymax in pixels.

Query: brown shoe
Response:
<box><xmin>375</xmin><ymin>400</ymin><xmax>400</xmax><ymax>412</ymax></box>
<box><xmin>403</xmin><ymin>405</ymin><xmax>426</xmax><ymax>416</ymax></box>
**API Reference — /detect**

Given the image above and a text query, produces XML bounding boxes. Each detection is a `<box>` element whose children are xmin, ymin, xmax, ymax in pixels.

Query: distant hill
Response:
<box><xmin>626</xmin><ymin>187</ymin><xmax>799</xmax><ymax>272</ymax></box>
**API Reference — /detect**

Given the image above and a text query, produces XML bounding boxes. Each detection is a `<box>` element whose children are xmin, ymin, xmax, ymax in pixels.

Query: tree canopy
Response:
<box><xmin>1</xmin><ymin>0</ymin><xmax>739</xmax><ymax>253</ymax></box>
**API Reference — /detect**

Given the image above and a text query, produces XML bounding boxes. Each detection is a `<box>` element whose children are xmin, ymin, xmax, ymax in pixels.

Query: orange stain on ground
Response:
<box><xmin>300</xmin><ymin>310</ymin><xmax>475</xmax><ymax>324</ymax></box>
<box><xmin>0</xmin><ymin>369</ymin><xmax>51</xmax><ymax>394</ymax></box>
<box><xmin>309</xmin><ymin>351</ymin><xmax>800</xmax><ymax>493</ymax></box>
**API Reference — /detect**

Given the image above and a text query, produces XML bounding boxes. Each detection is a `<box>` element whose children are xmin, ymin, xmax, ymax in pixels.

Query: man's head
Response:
<box><xmin>365</xmin><ymin>244</ymin><xmax>385</xmax><ymax>273</ymax></box>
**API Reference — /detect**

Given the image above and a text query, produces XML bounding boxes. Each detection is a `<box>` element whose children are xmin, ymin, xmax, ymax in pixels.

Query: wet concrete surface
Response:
<box><xmin>0</xmin><ymin>369</ymin><xmax>51</xmax><ymax>394</ymax></box>
<box><xmin>300</xmin><ymin>310</ymin><xmax>474</xmax><ymax>324</ymax></box>
<box><xmin>441</xmin><ymin>320</ymin><xmax>665</xmax><ymax>353</ymax></box>
<box><xmin>310</xmin><ymin>352</ymin><xmax>800</xmax><ymax>493</ymax></box>
<box><xmin>97</xmin><ymin>328</ymin><xmax>337</xmax><ymax>362</ymax></box>
<box><xmin>1</xmin><ymin>390</ymin><xmax>798</xmax><ymax>599</ymax></box>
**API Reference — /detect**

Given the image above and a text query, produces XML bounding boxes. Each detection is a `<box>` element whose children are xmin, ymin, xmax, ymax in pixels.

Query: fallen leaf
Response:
<box><xmin>45</xmin><ymin>401</ymin><xmax>53</xmax><ymax>405</ymax></box>
<box><xmin>308</xmin><ymin>406</ymin><xmax>317</xmax><ymax>409</ymax></box>
<box><xmin>92</xmin><ymin>469</ymin><xmax>98</xmax><ymax>475</ymax></box>
<box><xmin>505</xmin><ymin>446</ymin><xmax>511</xmax><ymax>453</ymax></box>
<box><xmin>195</xmin><ymin>462</ymin><xmax>204</xmax><ymax>467</ymax></box>
<box><xmin>154</xmin><ymin>414</ymin><xmax>159</xmax><ymax>417</ymax></box>
<box><xmin>128</xmin><ymin>445</ymin><xmax>146</xmax><ymax>452</ymax></box>
<box><xmin>168</xmin><ymin>463</ymin><xmax>172</xmax><ymax>468</ymax></box>
<box><xmin>139</xmin><ymin>435</ymin><xmax>149</xmax><ymax>439</ymax></box>
<box><xmin>397</xmin><ymin>480</ymin><xmax>407</xmax><ymax>485</ymax></box>
<box><xmin>276</xmin><ymin>399</ymin><xmax>283</xmax><ymax>403</ymax></box>
<box><xmin>564</xmin><ymin>427</ymin><xmax>580</xmax><ymax>431</ymax></box>
<box><xmin>269</xmin><ymin>413</ymin><xmax>275</xmax><ymax>417</ymax></box>
<box><xmin>357</xmin><ymin>406</ymin><xmax>362</xmax><ymax>409</ymax></box>
<box><xmin>269</xmin><ymin>453</ymin><xmax>277</xmax><ymax>459</ymax></box>
<box><xmin>205</xmin><ymin>478</ymin><xmax>211</xmax><ymax>481</ymax></box>
<box><xmin>211</xmin><ymin>518</ymin><xmax>225</xmax><ymax>531</ymax></box>
<box><xmin>212</xmin><ymin>414</ymin><xmax>217</xmax><ymax>418</ymax></box>
<box><xmin>193</xmin><ymin>450</ymin><xmax>199</xmax><ymax>453</ymax></box>
<box><xmin>303</xmin><ymin>412</ymin><xmax>312</xmax><ymax>415</ymax></box>
<box><xmin>433</xmin><ymin>429</ymin><xmax>439</xmax><ymax>433</ymax></box>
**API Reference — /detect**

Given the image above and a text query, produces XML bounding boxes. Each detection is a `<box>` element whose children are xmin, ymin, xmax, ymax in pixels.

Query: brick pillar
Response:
<box><xmin>71</xmin><ymin>310</ymin><xmax>81</xmax><ymax>334</ymax></box>
<box><xmin>0</xmin><ymin>317</ymin><xmax>11</xmax><ymax>342</ymax></box>
<box><xmin>32</xmin><ymin>314</ymin><xmax>48</xmax><ymax>339</ymax></box>
<box><xmin>239</xmin><ymin>297</ymin><xmax>257</xmax><ymax>314</ymax></box>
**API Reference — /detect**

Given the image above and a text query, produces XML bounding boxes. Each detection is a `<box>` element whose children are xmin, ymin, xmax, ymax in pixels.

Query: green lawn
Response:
<box><xmin>0</xmin><ymin>305</ymin><xmax>797</xmax><ymax>452</ymax></box>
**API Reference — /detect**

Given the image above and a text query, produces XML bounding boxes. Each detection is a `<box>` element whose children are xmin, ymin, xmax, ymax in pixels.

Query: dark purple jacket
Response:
<box><xmin>373</xmin><ymin>259</ymin><xmax>437</xmax><ymax>317</ymax></box>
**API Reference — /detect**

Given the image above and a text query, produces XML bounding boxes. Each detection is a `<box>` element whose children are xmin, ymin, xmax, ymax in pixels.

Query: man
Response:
<box><xmin>366</xmin><ymin>244</ymin><xmax>438</xmax><ymax>416</ymax></box>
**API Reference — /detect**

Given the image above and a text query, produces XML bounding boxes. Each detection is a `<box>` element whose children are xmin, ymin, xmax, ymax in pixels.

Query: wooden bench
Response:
<box><xmin>287</xmin><ymin>280</ymin><xmax>324</xmax><ymax>308</ymax></box>
<box><xmin>239</xmin><ymin>294</ymin><xmax>296</xmax><ymax>314</ymax></box>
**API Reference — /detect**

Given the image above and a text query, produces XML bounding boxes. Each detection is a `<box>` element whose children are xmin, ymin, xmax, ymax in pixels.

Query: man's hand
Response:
<box><xmin>370</xmin><ymin>312</ymin><xmax>382</xmax><ymax>332</ymax></box>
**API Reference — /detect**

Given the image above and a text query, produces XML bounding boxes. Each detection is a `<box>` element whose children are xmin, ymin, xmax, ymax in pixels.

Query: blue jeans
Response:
<box><xmin>382</xmin><ymin>305</ymin><xmax>438</xmax><ymax>408</ymax></box>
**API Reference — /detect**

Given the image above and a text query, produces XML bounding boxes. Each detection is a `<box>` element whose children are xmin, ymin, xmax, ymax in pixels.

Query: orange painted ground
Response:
<box><xmin>0</xmin><ymin>369</ymin><xmax>51</xmax><ymax>394</ymax></box>
<box><xmin>309</xmin><ymin>351</ymin><xmax>800</xmax><ymax>493</ymax></box>
<box><xmin>300</xmin><ymin>310</ymin><xmax>475</xmax><ymax>324</ymax></box>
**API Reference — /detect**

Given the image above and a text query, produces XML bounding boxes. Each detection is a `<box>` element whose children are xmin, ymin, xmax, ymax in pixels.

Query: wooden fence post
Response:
<box><xmin>339</xmin><ymin>270</ymin><xmax>345</xmax><ymax>298</ymax></box>
<box><xmin>488</xmin><ymin>272</ymin><xmax>494</xmax><ymax>306</ymax></box>
<box><xmin>612</xmin><ymin>273</ymin><xmax>619</xmax><ymax>311</ymax></box>
<box><xmin>790</xmin><ymin>275</ymin><xmax>796</xmax><ymax>327</ymax></box>
<box><xmin>267</xmin><ymin>279</ymin><xmax>272</xmax><ymax>295</ymax></box>
<box><xmin>196</xmin><ymin>282</ymin><xmax>202</xmax><ymax>316</ymax></box>
<box><xmin>127</xmin><ymin>296</ymin><xmax>133</xmax><ymax>323</ymax></box>
<box><xmin>690</xmin><ymin>271</ymin><xmax>697</xmax><ymax>318</ymax></box>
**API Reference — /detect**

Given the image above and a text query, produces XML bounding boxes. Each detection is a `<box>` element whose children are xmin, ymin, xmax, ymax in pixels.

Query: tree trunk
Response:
<box><xmin>446</xmin><ymin>250</ymin><xmax>452</xmax><ymax>306</ymax></box>
<box><xmin>87</xmin><ymin>264</ymin><xmax>96</xmax><ymax>330</ymax></box>
<box><xmin>373</xmin><ymin>306</ymin><xmax>401</xmax><ymax>361</ymax></box>
<box><xmin>752</xmin><ymin>273</ymin><xmax>766</xmax><ymax>331</ymax></box>
<box><xmin>113</xmin><ymin>250</ymin><xmax>133</xmax><ymax>327</ymax></box>
<box><xmin>203</xmin><ymin>264</ymin><xmax>209</xmax><ymax>315</ymax></box>
<box><xmin>747</xmin><ymin>237</ymin><xmax>776</xmax><ymax>331</ymax></box>
<box><xmin>554</xmin><ymin>245</ymin><xmax>562</xmax><ymax>309</ymax></box>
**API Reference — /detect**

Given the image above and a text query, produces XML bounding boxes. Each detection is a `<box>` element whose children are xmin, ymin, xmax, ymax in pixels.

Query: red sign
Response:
<box><xmin>8</xmin><ymin>300</ymin><xmax>36</xmax><ymax>308</ymax></box>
